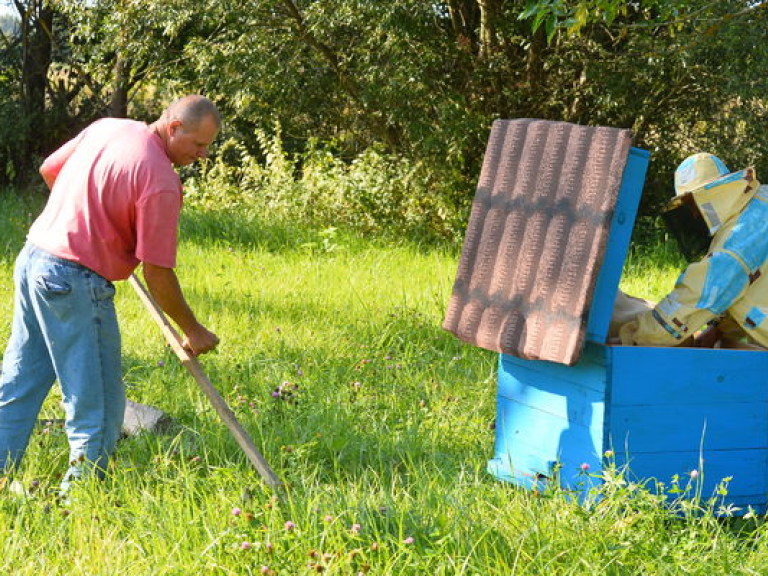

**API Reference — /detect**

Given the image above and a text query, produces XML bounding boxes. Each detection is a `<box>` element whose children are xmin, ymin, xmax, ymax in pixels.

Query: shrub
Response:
<box><xmin>184</xmin><ymin>126</ymin><xmax>471</xmax><ymax>245</ymax></box>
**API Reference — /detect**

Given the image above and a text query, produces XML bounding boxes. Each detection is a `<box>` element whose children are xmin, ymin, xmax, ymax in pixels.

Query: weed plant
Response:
<box><xmin>1</xmin><ymin>191</ymin><xmax>768</xmax><ymax>574</ymax></box>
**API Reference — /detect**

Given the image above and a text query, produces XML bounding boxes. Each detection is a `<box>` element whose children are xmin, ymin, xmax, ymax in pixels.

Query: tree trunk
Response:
<box><xmin>446</xmin><ymin>0</ymin><xmax>479</xmax><ymax>51</ymax></box>
<box><xmin>525</xmin><ymin>25</ymin><xmax>547</xmax><ymax>114</ymax></box>
<box><xmin>477</xmin><ymin>0</ymin><xmax>498</xmax><ymax>60</ymax></box>
<box><xmin>108</xmin><ymin>55</ymin><xmax>131</xmax><ymax>118</ymax></box>
<box><xmin>13</xmin><ymin>0</ymin><xmax>53</xmax><ymax>180</ymax></box>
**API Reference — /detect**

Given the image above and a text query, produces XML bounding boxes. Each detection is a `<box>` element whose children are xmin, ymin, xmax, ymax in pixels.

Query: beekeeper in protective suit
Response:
<box><xmin>620</xmin><ymin>152</ymin><xmax>768</xmax><ymax>349</ymax></box>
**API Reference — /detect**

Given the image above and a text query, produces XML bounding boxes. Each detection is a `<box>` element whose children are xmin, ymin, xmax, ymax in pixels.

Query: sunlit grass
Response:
<box><xmin>620</xmin><ymin>236</ymin><xmax>687</xmax><ymax>302</ymax></box>
<box><xmin>1</xmin><ymin>192</ymin><xmax>768</xmax><ymax>574</ymax></box>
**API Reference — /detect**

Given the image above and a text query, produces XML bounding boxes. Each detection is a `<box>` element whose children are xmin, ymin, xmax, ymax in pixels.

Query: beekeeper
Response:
<box><xmin>620</xmin><ymin>152</ymin><xmax>768</xmax><ymax>348</ymax></box>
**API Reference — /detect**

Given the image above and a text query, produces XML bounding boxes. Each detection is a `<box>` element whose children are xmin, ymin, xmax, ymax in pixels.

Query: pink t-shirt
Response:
<box><xmin>28</xmin><ymin>118</ymin><xmax>182</xmax><ymax>281</ymax></box>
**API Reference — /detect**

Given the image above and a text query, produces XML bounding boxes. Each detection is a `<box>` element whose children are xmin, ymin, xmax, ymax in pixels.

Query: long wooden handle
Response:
<box><xmin>129</xmin><ymin>274</ymin><xmax>283</xmax><ymax>490</ymax></box>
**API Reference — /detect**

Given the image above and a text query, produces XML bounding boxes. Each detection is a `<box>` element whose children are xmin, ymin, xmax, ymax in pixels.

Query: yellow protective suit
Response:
<box><xmin>620</xmin><ymin>166</ymin><xmax>768</xmax><ymax>348</ymax></box>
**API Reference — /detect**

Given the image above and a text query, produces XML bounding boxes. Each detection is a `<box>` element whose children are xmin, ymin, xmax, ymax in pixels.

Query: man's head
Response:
<box><xmin>157</xmin><ymin>95</ymin><xmax>221</xmax><ymax>166</ymax></box>
<box><xmin>663</xmin><ymin>152</ymin><xmax>758</xmax><ymax>259</ymax></box>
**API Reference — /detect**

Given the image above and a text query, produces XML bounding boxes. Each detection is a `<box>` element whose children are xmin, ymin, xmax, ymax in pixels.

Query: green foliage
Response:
<box><xmin>0</xmin><ymin>23</ymin><xmax>26</xmax><ymax>187</ymax></box>
<box><xmin>153</xmin><ymin>0</ymin><xmax>768</xmax><ymax>230</ymax></box>
<box><xmin>0</xmin><ymin>96</ymin><xmax>25</xmax><ymax>187</ymax></box>
<box><xmin>53</xmin><ymin>0</ymin><xmax>228</xmax><ymax>120</ymax></box>
<box><xmin>4</xmin><ymin>0</ymin><xmax>768</xmax><ymax>234</ymax></box>
<box><xmin>184</xmin><ymin>127</ymin><xmax>469</xmax><ymax>244</ymax></box>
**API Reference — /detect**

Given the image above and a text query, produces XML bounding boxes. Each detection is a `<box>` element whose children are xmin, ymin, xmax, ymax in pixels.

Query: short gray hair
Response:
<box><xmin>164</xmin><ymin>95</ymin><xmax>221</xmax><ymax>131</ymax></box>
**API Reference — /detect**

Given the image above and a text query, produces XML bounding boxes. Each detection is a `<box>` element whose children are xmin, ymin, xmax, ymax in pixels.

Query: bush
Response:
<box><xmin>184</xmin><ymin>126</ymin><xmax>471</xmax><ymax>245</ymax></box>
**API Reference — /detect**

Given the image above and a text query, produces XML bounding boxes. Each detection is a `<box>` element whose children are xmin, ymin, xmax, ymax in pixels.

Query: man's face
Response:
<box><xmin>167</xmin><ymin>115</ymin><xmax>219</xmax><ymax>166</ymax></box>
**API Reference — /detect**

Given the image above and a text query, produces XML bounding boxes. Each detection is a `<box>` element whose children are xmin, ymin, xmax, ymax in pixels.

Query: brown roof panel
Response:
<box><xmin>443</xmin><ymin>119</ymin><xmax>632</xmax><ymax>365</ymax></box>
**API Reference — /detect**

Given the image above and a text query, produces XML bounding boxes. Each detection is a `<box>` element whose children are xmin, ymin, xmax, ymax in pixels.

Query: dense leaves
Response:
<box><xmin>2</xmin><ymin>0</ymin><xmax>768</xmax><ymax>237</ymax></box>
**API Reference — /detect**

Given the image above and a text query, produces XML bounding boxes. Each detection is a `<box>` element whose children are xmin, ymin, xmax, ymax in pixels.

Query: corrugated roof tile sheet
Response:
<box><xmin>443</xmin><ymin>119</ymin><xmax>632</xmax><ymax>365</ymax></box>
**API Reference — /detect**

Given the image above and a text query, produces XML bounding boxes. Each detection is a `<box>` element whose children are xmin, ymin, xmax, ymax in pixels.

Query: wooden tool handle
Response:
<box><xmin>129</xmin><ymin>274</ymin><xmax>283</xmax><ymax>489</ymax></box>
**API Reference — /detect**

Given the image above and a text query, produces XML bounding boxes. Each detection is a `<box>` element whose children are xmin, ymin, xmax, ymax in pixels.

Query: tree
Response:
<box><xmin>4</xmin><ymin>0</ymin><xmax>768</xmax><ymax>231</ymax></box>
<box><xmin>5</xmin><ymin>0</ymin><xmax>51</xmax><ymax>180</ymax></box>
<box><xmin>172</xmin><ymin>0</ymin><xmax>768</xmax><ymax>214</ymax></box>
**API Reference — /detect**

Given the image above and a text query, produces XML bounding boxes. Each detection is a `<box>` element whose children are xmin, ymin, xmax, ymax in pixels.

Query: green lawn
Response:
<box><xmin>0</xmin><ymin>192</ymin><xmax>766</xmax><ymax>575</ymax></box>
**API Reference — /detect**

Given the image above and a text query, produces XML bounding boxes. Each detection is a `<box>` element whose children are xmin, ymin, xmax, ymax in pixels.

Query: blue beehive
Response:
<box><xmin>445</xmin><ymin>119</ymin><xmax>768</xmax><ymax>512</ymax></box>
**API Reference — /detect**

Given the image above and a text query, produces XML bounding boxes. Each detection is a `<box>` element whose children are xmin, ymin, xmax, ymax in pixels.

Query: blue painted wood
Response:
<box><xmin>493</xmin><ymin>345</ymin><xmax>608</xmax><ymax>491</ymax></box>
<box><xmin>608</xmin><ymin>403</ymin><xmax>768</xmax><ymax>452</ymax></box>
<box><xmin>613</xmin><ymin>448</ymin><xmax>768</xmax><ymax>513</ymax></box>
<box><xmin>586</xmin><ymin>147</ymin><xmax>650</xmax><ymax>343</ymax></box>
<box><xmin>607</xmin><ymin>346</ymin><xmax>768</xmax><ymax>405</ymax></box>
<box><xmin>491</xmin><ymin>344</ymin><xmax>768</xmax><ymax>512</ymax></box>
<box><xmin>498</xmin><ymin>344</ymin><xmax>607</xmax><ymax>399</ymax></box>
<box><xmin>605</xmin><ymin>346</ymin><xmax>768</xmax><ymax>457</ymax></box>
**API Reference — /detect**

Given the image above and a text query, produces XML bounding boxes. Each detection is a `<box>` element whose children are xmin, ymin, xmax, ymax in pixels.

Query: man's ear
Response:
<box><xmin>168</xmin><ymin>119</ymin><xmax>184</xmax><ymax>137</ymax></box>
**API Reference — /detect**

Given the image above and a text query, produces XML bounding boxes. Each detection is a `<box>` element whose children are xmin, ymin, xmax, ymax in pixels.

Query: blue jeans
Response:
<box><xmin>0</xmin><ymin>243</ymin><xmax>125</xmax><ymax>486</ymax></box>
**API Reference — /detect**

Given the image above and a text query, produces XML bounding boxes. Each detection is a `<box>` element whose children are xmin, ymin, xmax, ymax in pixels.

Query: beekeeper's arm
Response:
<box><xmin>620</xmin><ymin>251</ymin><xmax>750</xmax><ymax>346</ymax></box>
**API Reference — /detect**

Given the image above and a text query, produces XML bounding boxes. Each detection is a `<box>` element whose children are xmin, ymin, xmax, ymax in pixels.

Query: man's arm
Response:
<box><xmin>141</xmin><ymin>262</ymin><xmax>219</xmax><ymax>355</ymax></box>
<box><xmin>619</xmin><ymin>254</ymin><xmax>743</xmax><ymax>346</ymax></box>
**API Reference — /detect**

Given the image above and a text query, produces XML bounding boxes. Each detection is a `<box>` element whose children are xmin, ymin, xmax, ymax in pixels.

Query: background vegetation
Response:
<box><xmin>2</xmin><ymin>0</ymin><xmax>768</xmax><ymax>242</ymax></box>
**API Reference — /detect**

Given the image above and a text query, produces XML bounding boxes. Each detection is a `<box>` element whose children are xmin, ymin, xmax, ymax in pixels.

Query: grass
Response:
<box><xmin>1</xmin><ymin>191</ymin><xmax>768</xmax><ymax>574</ymax></box>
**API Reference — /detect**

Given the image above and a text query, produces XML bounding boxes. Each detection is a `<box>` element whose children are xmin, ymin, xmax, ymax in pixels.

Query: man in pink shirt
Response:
<box><xmin>0</xmin><ymin>95</ymin><xmax>220</xmax><ymax>494</ymax></box>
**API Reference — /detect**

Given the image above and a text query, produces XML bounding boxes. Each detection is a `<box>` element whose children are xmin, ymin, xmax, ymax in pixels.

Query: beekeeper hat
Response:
<box><xmin>674</xmin><ymin>153</ymin><xmax>732</xmax><ymax>195</ymax></box>
<box><xmin>665</xmin><ymin>152</ymin><xmax>758</xmax><ymax>244</ymax></box>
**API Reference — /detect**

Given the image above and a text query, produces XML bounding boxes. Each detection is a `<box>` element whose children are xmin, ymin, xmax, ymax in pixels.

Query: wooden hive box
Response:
<box><xmin>445</xmin><ymin>119</ymin><xmax>768</xmax><ymax>512</ymax></box>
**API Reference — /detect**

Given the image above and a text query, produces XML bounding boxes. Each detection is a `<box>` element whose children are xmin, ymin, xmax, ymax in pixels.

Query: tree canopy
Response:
<box><xmin>2</xmin><ymin>0</ymin><xmax>767</xmax><ymax>236</ymax></box>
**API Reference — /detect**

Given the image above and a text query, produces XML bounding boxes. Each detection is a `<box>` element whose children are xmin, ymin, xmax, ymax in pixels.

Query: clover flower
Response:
<box><xmin>271</xmin><ymin>381</ymin><xmax>300</xmax><ymax>404</ymax></box>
